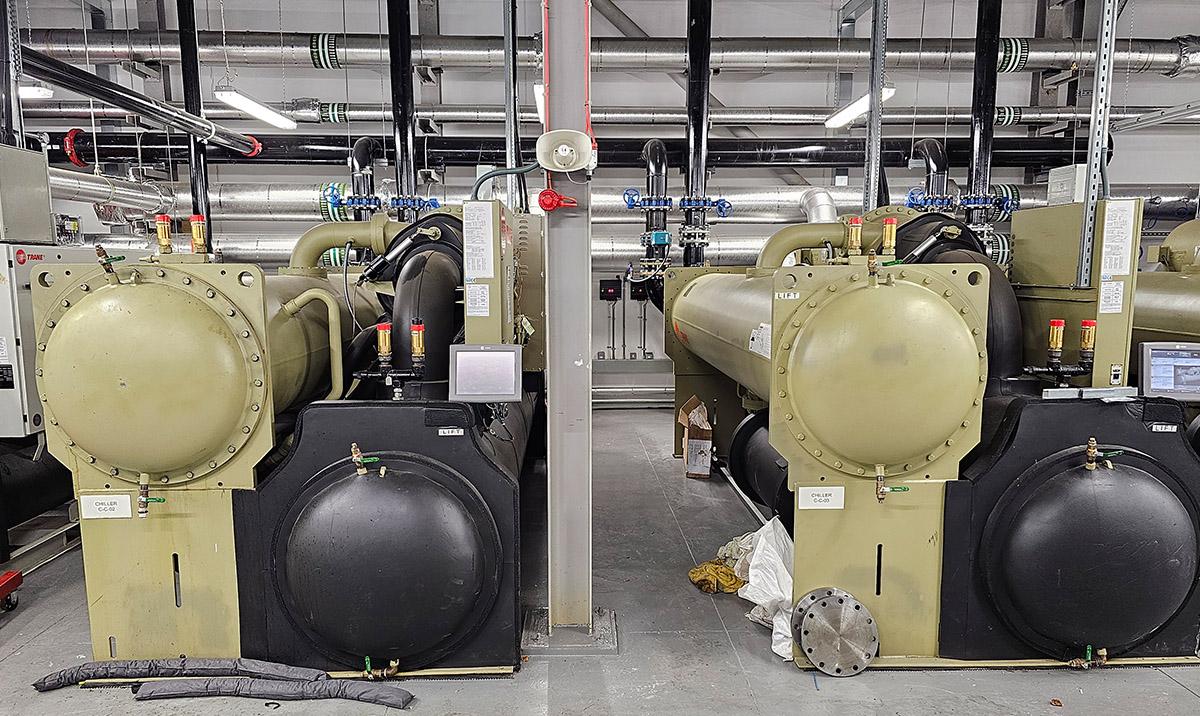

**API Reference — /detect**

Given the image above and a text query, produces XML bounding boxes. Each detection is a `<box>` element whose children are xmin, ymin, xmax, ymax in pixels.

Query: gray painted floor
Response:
<box><xmin>2</xmin><ymin>408</ymin><xmax>1200</xmax><ymax>715</ymax></box>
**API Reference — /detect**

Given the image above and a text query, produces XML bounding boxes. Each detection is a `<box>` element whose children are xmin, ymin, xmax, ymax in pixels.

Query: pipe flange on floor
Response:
<box><xmin>792</xmin><ymin>588</ymin><xmax>879</xmax><ymax>677</ymax></box>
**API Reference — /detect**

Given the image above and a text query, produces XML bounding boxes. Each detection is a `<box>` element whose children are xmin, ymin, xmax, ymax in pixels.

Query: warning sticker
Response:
<box><xmin>1099</xmin><ymin>280</ymin><xmax>1125</xmax><ymax>314</ymax></box>
<box><xmin>1100</xmin><ymin>200</ymin><xmax>1136</xmax><ymax>276</ymax></box>
<box><xmin>463</xmin><ymin>202</ymin><xmax>495</xmax><ymax>280</ymax></box>
<box><xmin>0</xmin><ymin>336</ymin><xmax>8</xmax><ymax>361</ymax></box>
<box><xmin>466</xmin><ymin>283</ymin><xmax>491</xmax><ymax>317</ymax></box>
<box><xmin>749</xmin><ymin>322</ymin><xmax>772</xmax><ymax>359</ymax></box>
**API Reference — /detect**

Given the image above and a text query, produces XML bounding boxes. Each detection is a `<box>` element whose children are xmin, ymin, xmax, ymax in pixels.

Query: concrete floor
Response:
<box><xmin>2</xmin><ymin>408</ymin><xmax>1200</xmax><ymax>715</ymax></box>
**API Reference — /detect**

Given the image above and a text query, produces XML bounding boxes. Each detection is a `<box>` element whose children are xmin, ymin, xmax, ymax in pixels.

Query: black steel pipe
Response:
<box><xmin>913</xmin><ymin>137</ymin><xmax>950</xmax><ymax>195</ymax></box>
<box><xmin>177</xmin><ymin>0</ymin><xmax>210</xmax><ymax>232</ymax></box>
<box><xmin>350</xmin><ymin>136</ymin><xmax>383</xmax><ymax>221</ymax></box>
<box><xmin>386</xmin><ymin>0</ymin><xmax>417</xmax><ymax>220</ymax></box>
<box><xmin>0</xmin><ymin>0</ymin><xmax>20</xmax><ymax>147</ymax></box>
<box><xmin>21</xmin><ymin>47</ymin><xmax>260</xmax><ymax>158</ymax></box>
<box><xmin>682</xmin><ymin>0</ymin><xmax>712</xmax><ymax>266</ymax></box>
<box><xmin>642</xmin><ymin>138</ymin><xmax>669</xmax><ymax>311</ymax></box>
<box><xmin>967</xmin><ymin>0</ymin><xmax>1003</xmax><ymax>224</ymax></box>
<box><xmin>47</xmin><ymin>131</ymin><xmax>1110</xmax><ymax>170</ymax></box>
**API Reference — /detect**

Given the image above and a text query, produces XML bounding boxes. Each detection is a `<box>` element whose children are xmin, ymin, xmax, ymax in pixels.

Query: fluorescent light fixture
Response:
<box><xmin>18</xmin><ymin>83</ymin><xmax>53</xmax><ymax>100</ymax></box>
<box><xmin>824</xmin><ymin>85</ymin><xmax>897</xmax><ymax>129</ymax></box>
<box><xmin>533</xmin><ymin>83</ymin><xmax>547</xmax><ymax>126</ymax></box>
<box><xmin>213</xmin><ymin>82</ymin><xmax>297</xmax><ymax>130</ymax></box>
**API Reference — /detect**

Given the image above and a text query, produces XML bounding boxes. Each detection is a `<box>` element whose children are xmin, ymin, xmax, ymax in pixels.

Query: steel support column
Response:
<box><xmin>862</xmin><ymin>0</ymin><xmax>887</xmax><ymax>214</ymax></box>
<box><xmin>544</xmin><ymin>0</ymin><xmax>593</xmax><ymax>632</ymax></box>
<box><xmin>682</xmin><ymin>0</ymin><xmax>712</xmax><ymax>265</ymax></box>
<box><xmin>502</xmin><ymin>0</ymin><xmax>526</xmax><ymax>211</ymax></box>
<box><xmin>1077</xmin><ymin>0</ymin><xmax>1121</xmax><ymax>288</ymax></box>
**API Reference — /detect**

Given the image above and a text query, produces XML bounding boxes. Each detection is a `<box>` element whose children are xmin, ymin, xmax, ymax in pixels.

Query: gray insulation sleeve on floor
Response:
<box><xmin>133</xmin><ymin>677</ymin><xmax>416</xmax><ymax>709</ymax></box>
<box><xmin>32</xmin><ymin>657</ymin><xmax>329</xmax><ymax>692</ymax></box>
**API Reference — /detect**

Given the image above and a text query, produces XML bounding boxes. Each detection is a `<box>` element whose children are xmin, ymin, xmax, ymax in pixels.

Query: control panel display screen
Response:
<box><xmin>1142</xmin><ymin>344</ymin><xmax>1200</xmax><ymax>401</ymax></box>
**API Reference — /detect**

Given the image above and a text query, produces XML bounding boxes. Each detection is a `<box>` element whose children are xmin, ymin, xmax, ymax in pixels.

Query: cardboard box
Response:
<box><xmin>677</xmin><ymin>395</ymin><xmax>713</xmax><ymax>479</ymax></box>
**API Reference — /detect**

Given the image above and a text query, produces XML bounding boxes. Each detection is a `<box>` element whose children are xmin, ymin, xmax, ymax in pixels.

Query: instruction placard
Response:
<box><xmin>463</xmin><ymin>201</ymin><xmax>495</xmax><ymax>280</ymax></box>
<box><xmin>1100</xmin><ymin>200</ymin><xmax>1136</xmax><ymax>276</ymax></box>
<box><xmin>748</xmin><ymin>323</ymin><xmax>772</xmax><ymax>359</ymax></box>
<box><xmin>1099</xmin><ymin>280</ymin><xmax>1125</xmax><ymax>314</ymax></box>
<box><xmin>466</xmin><ymin>283</ymin><xmax>491</xmax><ymax>317</ymax></box>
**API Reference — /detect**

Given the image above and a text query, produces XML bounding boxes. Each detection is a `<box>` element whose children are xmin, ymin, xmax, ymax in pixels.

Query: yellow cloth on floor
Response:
<box><xmin>688</xmin><ymin>559</ymin><xmax>747</xmax><ymax>594</ymax></box>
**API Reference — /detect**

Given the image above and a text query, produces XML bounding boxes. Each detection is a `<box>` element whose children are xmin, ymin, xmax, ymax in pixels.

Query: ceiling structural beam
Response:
<box><xmin>591</xmin><ymin>0</ymin><xmax>810</xmax><ymax>186</ymax></box>
<box><xmin>19</xmin><ymin>101</ymin><xmax>1197</xmax><ymax>127</ymax></box>
<box><xmin>24</xmin><ymin>29</ymin><xmax>1200</xmax><ymax>76</ymax></box>
<box><xmin>20</xmin><ymin>47</ymin><xmax>259</xmax><ymax>156</ymax></box>
<box><xmin>46</xmin><ymin>131</ymin><xmax>1108</xmax><ymax>170</ymax></box>
<box><xmin>966</xmin><ymin>0</ymin><xmax>1003</xmax><ymax>225</ymax></box>
<box><xmin>1111</xmin><ymin>99</ymin><xmax>1200</xmax><ymax>132</ymax></box>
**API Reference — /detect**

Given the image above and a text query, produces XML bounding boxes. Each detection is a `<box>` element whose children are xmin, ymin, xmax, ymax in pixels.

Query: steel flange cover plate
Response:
<box><xmin>796</xmin><ymin>593</ymin><xmax>879</xmax><ymax>677</ymax></box>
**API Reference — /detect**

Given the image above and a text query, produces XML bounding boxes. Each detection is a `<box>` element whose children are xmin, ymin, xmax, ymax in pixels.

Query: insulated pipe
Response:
<box><xmin>24</xmin><ymin>30</ymin><xmax>1200</xmax><ymax>76</ymax></box>
<box><xmin>682</xmin><ymin>0</ymin><xmax>712</xmax><ymax>266</ymax></box>
<box><xmin>47</xmin><ymin>167</ymin><xmax>173</xmax><ymax>213</ymax></box>
<box><xmin>22</xmin><ymin>101</ymin><xmax>1200</xmax><ymax>127</ymax></box>
<box><xmin>44</xmin><ymin>132</ymin><xmax>1107</xmax><ymax>169</ymax></box>
<box><xmin>967</xmin><ymin>0</ymin><xmax>1002</xmax><ymax>225</ymax></box>
<box><xmin>913</xmin><ymin>138</ymin><xmax>950</xmax><ymax>195</ymax></box>
<box><xmin>177</xmin><ymin>0</ymin><xmax>210</xmax><ymax>229</ymax></box>
<box><xmin>392</xmin><ymin>250</ymin><xmax>461</xmax><ymax>381</ymax></box>
<box><xmin>19</xmin><ymin>48</ymin><xmax>259</xmax><ymax>156</ymax></box>
<box><xmin>386</xmin><ymin>0</ymin><xmax>417</xmax><ymax>219</ymax></box>
<box><xmin>63</xmin><ymin>181</ymin><xmax>1196</xmax><ymax>227</ymax></box>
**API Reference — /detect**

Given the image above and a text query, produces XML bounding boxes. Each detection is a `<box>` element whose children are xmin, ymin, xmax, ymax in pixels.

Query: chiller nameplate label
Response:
<box><xmin>80</xmin><ymin>494</ymin><xmax>133</xmax><ymax>519</ymax></box>
<box><xmin>797</xmin><ymin>486</ymin><xmax>845</xmax><ymax>510</ymax></box>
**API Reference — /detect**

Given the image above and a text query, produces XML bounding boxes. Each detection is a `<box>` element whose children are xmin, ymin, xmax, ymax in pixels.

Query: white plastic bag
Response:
<box><xmin>734</xmin><ymin>517</ymin><xmax>795</xmax><ymax>660</ymax></box>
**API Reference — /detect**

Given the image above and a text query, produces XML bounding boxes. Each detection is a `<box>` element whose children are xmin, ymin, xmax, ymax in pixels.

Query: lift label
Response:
<box><xmin>80</xmin><ymin>493</ymin><xmax>133</xmax><ymax>520</ymax></box>
<box><xmin>797</xmin><ymin>486</ymin><xmax>845</xmax><ymax>510</ymax></box>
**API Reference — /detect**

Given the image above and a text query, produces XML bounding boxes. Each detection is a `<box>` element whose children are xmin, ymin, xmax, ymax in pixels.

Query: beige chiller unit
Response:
<box><xmin>667</xmin><ymin>204</ymin><xmax>1200</xmax><ymax>672</ymax></box>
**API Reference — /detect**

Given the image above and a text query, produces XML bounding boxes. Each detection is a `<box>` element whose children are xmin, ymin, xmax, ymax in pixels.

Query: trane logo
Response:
<box><xmin>14</xmin><ymin>250</ymin><xmax>44</xmax><ymax>265</ymax></box>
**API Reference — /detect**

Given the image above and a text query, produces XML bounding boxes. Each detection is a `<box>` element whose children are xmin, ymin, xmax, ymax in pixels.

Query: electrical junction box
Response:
<box><xmin>598</xmin><ymin>279</ymin><xmax>622</xmax><ymax>302</ymax></box>
<box><xmin>1046</xmin><ymin>164</ymin><xmax>1089</xmax><ymax>206</ymax></box>
<box><xmin>0</xmin><ymin>146</ymin><xmax>56</xmax><ymax>246</ymax></box>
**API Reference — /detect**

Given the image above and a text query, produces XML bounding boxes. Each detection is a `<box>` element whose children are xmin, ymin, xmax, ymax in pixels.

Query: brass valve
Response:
<box><xmin>351</xmin><ymin>442</ymin><xmax>368</xmax><ymax>475</ymax></box>
<box><xmin>376</xmin><ymin>322</ymin><xmax>393</xmax><ymax>366</ymax></box>
<box><xmin>846</xmin><ymin>216</ymin><xmax>863</xmax><ymax>256</ymax></box>
<box><xmin>881</xmin><ymin>217</ymin><xmax>897</xmax><ymax>256</ymax></box>
<box><xmin>1085</xmin><ymin>436</ymin><xmax>1098</xmax><ymax>470</ymax></box>
<box><xmin>1048</xmin><ymin>319</ymin><xmax>1065</xmax><ymax>367</ymax></box>
<box><xmin>1079</xmin><ymin>319</ymin><xmax>1097</xmax><ymax>366</ymax></box>
<box><xmin>154</xmin><ymin>214</ymin><xmax>173</xmax><ymax>254</ymax></box>
<box><xmin>411</xmin><ymin>319</ymin><xmax>426</xmax><ymax>378</ymax></box>
<box><xmin>189</xmin><ymin>214</ymin><xmax>207</xmax><ymax>254</ymax></box>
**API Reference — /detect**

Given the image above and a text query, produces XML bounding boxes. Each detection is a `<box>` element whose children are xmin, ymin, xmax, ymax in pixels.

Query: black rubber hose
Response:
<box><xmin>392</xmin><ymin>250</ymin><xmax>463</xmax><ymax>381</ymax></box>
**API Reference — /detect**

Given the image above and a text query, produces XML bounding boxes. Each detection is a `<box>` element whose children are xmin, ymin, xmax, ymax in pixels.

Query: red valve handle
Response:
<box><xmin>538</xmin><ymin>188</ymin><xmax>578</xmax><ymax>212</ymax></box>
